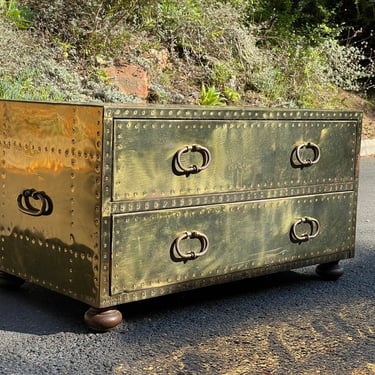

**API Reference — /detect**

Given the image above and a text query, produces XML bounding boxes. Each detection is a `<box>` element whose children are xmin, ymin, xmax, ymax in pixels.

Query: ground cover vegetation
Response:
<box><xmin>0</xmin><ymin>0</ymin><xmax>374</xmax><ymax>126</ymax></box>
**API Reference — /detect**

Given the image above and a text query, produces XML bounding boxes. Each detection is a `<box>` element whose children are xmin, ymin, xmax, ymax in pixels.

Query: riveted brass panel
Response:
<box><xmin>0</xmin><ymin>100</ymin><xmax>103</xmax><ymax>304</ymax></box>
<box><xmin>112</xmin><ymin>119</ymin><xmax>357</xmax><ymax>202</ymax></box>
<box><xmin>111</xmin><ymin>192</ymin><xmax>355</xmax><ymax>295</ymax></box>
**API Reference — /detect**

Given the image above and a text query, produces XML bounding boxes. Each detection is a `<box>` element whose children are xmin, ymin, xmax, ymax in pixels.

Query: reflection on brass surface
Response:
<box><xmin>1</xmin><ymin>231</ymin><xmax>97</xmax><ymax>301</ymax></box>
<box><xmin>0</xmin><ymin>100</ymin><xmax>103</xmax><ymax>304</ymax></box>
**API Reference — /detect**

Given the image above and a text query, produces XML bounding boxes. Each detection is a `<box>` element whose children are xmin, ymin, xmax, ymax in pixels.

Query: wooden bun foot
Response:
<box><xmin>0</xmin><ymin>271</ymin><xmax>25</xmax><ymax>288</ymax></box>
<box><xmin>84</xmin><ymin>307</ymin><xmax>122</xmax><ymax>332</ymax></box>
<box><xmin>316</xmin><ymin>261</ymin><xmax>344</xmax><ymax>280</ymax></box>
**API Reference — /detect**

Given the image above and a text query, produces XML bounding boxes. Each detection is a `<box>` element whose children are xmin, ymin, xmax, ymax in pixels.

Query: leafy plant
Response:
<box><xmin>0</xmin><ymin>0</ymin><xmax>32</xmax><ymax>29</ymax></box>
<box><xmin>223</xmin><ymin>87</ymin><xmax>241</xmax><ymax>103</ymax></box>
<box><xmin>323</xmin><ymin>37</ymin><xmax>375</xmax><ymax>93</ymax></box>
<box><xmin>211</xmin><ymin>62</ymin><xmax>235</xmax><ymax>85</ymax></box>
<box><xmin>199</xmin><ymin>84</ymin><xmax>225</xmax><ymax>106</ymax></box>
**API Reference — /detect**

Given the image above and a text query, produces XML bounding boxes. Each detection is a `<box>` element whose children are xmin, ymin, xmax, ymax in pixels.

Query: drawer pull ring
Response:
<box><xmin>175</xmin><ymin>144</ymin><xmax>211</xmax><ymax>174</ymax></box>
<box><xmin>291</xmin><ymin>217</ymin><xmax>320</xmax><ymax>242</ymax></box>
<box><xmin>174</xmin><ymin>231</ymin><xmax>209</xmax><ymax>260</ymax></box>
<box><xmin>17</xmin><ymin>189</ymin><xmax>53</xmax><ymax>216</ymax></box>
<box><xmin>295</xmin><ymin>142</ymin><xmax>321</xmax><ymax>166</ymax></box>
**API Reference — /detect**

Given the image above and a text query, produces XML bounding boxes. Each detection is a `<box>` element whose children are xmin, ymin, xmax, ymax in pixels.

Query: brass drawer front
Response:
<box><xmin>112</xmin><ymin>119</ymin><xmax>357</xmax><ymax>202</ymax></box>
<box><xmin>111</xmin><ymin>192</ymin><xmax>355</xmax><ymax>295</ymax></box>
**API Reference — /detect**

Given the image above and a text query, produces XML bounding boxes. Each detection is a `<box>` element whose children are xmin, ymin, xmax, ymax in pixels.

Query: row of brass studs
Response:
<box><xmin>107</xmin><ymin>107</ymin><xmax>362</xmax><ymax>121</ymax></box>
<box><xmin>0</xmin><ymin>141</ymin><xmax>101</xmax><ymax>161</ymax></box>
<box><xmin>115</xmin><ymin>120</ymin><xmax>358</xmax><ymax>130</ymax></box>
<box><xmin>111</xmin><ymin>183</ymin><xmax>355</xmax><ymax>213</ymax></box>
<box><xmin>113</xmin><ymin>180</ymin><xmax>354</xmax><ymax>198</ymax></box>
<box><xmin>113</xmin><ymin>193</ymin><xmax>353</xmax><ymax>222</ymax></box>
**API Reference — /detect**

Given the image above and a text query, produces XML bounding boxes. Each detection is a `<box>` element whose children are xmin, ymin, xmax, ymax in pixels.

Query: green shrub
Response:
<box><xmin>247</xmin><ymin>0</ymin><xmax>340</xmax><ymax>43</ymax></box>
<box><xmin>21</xmin><ymin>0</ymin><xmax>147</xmax><ymax>60</ymax></box>
<box><xmin>322</xmin><ymin>38</ymin><xmax>375</xmax><ymax>93</ymax></box>
<box><xmin>141</xmin><ymin>0</ymin><xmax>262</xmax><ymax>94</ymax></box>
<box><xmin>2</xmin><ymin>0</ymin><xmax>373</xmax><ymax>107</ymax></box>
<box><xmin>0</xmin><ymin>0</ymin><xmax>32</xmax><ymax>29</ymax></box>
<box><xmin>247</xmin><ymin>36</ymin><xmax>338</xmax><ymax>108</ymax></box>
<box><xmin>0</xmin><ymin>15</ymin><xmax>84</xmax><ymax>101</ymax></box>
<box><xmin>0</xmin><ymin>70</ymin><xmax>65</xmax><ymax>100</ymax></box>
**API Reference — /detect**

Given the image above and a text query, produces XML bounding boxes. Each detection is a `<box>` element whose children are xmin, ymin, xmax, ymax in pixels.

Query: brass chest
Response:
<box><xmin>0</xmin><ymin>100</ymin><xmax>362</xmax><ymax>330</ymax></box>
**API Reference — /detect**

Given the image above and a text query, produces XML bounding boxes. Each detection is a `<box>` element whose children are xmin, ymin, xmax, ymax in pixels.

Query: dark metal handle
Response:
<box><xmin>175</xmin><ymin>144</ymin><xmax>211</xmax><ymax>174</ymax></box>
<box><xmin>174</xmin><ymin>231</ymin><xmax>209</xmax><ymax>260</ymax></box>
<box><xmin>291</xmin><ymin>216</ymin><xmax>320</xmax><ymax>242</ymax></box>
<box><xmin>295</xmin><ymin>142</ymin><xmax>321</xmax><ymax>166</ymax></box>
<box><xmin>17</xmin><ymin>189</ymin><xmax>53</xmax><ymax>216</ymax></box>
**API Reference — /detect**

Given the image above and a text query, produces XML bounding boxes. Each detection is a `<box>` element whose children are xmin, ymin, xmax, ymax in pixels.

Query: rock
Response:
<box><xmin>104</xmin><ymin>61</ymin><xmax>150</xmax><ymax>100</ymax></box>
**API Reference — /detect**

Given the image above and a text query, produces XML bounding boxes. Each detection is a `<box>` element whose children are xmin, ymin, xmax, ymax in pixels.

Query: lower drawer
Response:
<box><xmin>110</xmin><ymin>192</ymin><xmax>356</xmax><ymax>295</ymax></box>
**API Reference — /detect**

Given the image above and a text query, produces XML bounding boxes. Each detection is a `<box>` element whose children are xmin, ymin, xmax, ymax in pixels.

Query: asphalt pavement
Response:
<box><xmin>0</xmin><ymin>158</ymin><xmax>374</xmax><ymax>375</ymax></box>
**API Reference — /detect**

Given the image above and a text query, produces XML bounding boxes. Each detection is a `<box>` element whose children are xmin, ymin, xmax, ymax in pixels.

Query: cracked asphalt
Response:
<box><xmin>0</xmin><ymin>157</ymin><xmax>374</xmax><ymax>375</ymax></box>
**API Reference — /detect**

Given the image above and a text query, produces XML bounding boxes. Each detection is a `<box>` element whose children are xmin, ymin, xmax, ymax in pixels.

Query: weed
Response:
<box><xmin>211</xmin><ymin>62</ymin><xmax>236</xmax><ymax>85</ymax></box>
<box><xmin>0</xmin><ymin>0</ymin><xmax>32</xmax><ymax>29</ymax></box>
<box><xmin>224</xmin><ymin>87</ymin><xmax>241</xmax><ymax>103</ymax></box>
<box><xmin>199</xmin><ymin>84</ymin><xmax>225</xmax><ymax>106</ymax></box>
<box><xmin>94</xmin><ymin>69</ymin><xmax>112</xmax><ymax>85</ymax></box>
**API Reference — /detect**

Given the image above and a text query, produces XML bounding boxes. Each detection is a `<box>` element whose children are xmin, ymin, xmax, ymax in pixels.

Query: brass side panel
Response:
<box><xmin>0</xmin><ymin>100</ymin><xmax>103</xmax><ymax>304</ymax></box>
<box><xmin>111</xmin><ymin>192</ymin><xmax>355</xmax><ymax>295</ymax></box>
<box><xmin>112</xmin><ymin>119</ymin><xmax>357</xmax><ymax>202</ymax></box>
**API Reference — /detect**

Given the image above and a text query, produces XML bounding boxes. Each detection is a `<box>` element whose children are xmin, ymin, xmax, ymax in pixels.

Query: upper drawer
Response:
<box><xmin>112</xmin><ymin>119</ymin><xmax>359</xmax><ymax>202</ymax></box>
